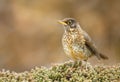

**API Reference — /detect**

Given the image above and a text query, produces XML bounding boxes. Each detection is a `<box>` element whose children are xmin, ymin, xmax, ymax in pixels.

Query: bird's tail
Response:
<box><xmin>99</xmin><ymin>53</ymin><xmax>108</xmax><ymax>60</ymax></box>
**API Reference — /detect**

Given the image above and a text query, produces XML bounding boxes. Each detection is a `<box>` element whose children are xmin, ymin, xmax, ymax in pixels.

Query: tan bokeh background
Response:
<box><xmin>0</xmin><ymin>0</ymin><xmax>120</xmax><ymax>72</ymax></box>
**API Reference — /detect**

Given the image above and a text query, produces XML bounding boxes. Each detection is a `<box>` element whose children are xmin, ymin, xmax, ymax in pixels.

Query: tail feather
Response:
<box><xmin>99</xmin><ymin>53</ymin><xmax>108</xmax><ymax>60</ymax></box>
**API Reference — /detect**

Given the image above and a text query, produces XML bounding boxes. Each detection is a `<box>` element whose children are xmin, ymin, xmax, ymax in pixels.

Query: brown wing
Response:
<box><xmin>82</xmin><ymin>31</ymin><xmax>108</xmax><ymax>59</ymax></box>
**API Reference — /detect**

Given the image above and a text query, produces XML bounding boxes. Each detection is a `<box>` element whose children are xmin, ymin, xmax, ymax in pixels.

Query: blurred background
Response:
<box><xmin>0</xmin><ymin>0</ymin><xmax>120</xmax><ymax>72</ymax></box>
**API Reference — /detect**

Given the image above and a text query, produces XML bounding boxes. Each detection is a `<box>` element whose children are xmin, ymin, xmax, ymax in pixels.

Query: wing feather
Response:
<box><xmin>81</xmin><ymin>31</ymin><xmax>101</xmax><ymax>59</ymax></box>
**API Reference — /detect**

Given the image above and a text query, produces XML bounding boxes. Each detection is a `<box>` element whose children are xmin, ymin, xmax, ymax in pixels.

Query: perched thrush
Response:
<box><xmin>58</xmin><ymin>18</ymin><xmax>108</xmax><ymax>61</ymax></box>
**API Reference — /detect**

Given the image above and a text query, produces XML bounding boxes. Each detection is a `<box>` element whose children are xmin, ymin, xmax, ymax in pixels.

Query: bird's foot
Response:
<box><xmin>71</xmin><ymin>60</ymin><xmax>82</xmax><ymax>68</ymax></box>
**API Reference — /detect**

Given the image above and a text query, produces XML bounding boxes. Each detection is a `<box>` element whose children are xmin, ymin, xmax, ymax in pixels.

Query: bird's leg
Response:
<box><xmin>82</xmin><ymin>60</ymin><xmax>93</xmax><ymax>70</ymax></box>
<box><xmin>81</xmin><ymin>60</ymin><xmax>87</xmax><ymax>70</ymax></box>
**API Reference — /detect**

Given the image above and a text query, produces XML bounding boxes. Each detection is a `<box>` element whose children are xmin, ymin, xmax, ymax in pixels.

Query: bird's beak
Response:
<box><xmin>58</xmin><ymin>20</ymin><xmax>67</xmax><ymax>25</ymax></box>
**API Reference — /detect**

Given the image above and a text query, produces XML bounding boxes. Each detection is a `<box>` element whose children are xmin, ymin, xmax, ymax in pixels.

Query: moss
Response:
<box><xmin>0</xmin><ymin>61</ymin><xmax>120</xmax><ymax>82</ymax></box>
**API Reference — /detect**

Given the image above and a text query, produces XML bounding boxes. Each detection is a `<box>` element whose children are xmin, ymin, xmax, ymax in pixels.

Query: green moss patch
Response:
<box><xmin>0</xmin><ymin>61</ymin><xmax>120</xmax><ymax>82</ymax></box>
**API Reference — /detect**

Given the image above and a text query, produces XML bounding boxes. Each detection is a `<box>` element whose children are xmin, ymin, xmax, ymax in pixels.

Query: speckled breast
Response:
<box><xmin>62</xmin><ymin>31</ymin><xmax>91</xmax><ymax>60</ymax></box>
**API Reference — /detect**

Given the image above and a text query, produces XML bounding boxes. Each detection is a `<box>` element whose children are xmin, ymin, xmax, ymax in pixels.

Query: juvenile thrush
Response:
<box><xmin>58</xmin><ymin>18</ymin><xmax>108</xmax><ymax>61</ymax></box>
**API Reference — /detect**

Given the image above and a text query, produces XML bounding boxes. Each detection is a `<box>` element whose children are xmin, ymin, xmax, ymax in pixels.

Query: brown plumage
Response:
<box><xmin>58</xmin><ymin>18</ymin><xmax>108</xmax><ymax>61</ymax></box>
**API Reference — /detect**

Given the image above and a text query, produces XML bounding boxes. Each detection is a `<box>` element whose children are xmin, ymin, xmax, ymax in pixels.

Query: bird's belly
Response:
<box><xmin>62</xmin><ymin>33</ymin><xmax>92</xmax><ymax>60</ymax></box>
<box><xmin>63</xmin><ymin>43</ymin><xmax>90</xmax><ymax>60</ymax></box>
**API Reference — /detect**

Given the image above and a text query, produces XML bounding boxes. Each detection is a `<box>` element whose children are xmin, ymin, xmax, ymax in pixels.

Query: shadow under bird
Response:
<box><xmin>58</xmin><ymin>18</ymin><xmax>108</xmax><ymax>61</ymax></box>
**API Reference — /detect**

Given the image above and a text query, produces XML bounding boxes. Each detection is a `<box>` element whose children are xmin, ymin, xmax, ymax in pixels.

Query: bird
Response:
<box><xmin>58</xmin><ymin>18</ymin><xmax>108</xmax><ymax>61</ymax></box>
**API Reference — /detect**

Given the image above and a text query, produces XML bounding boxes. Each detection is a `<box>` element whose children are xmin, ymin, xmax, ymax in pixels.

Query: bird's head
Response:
<box><xmin>58</xmin><ymin>18</ymin><xmax>79</xmax><ymax>32</ymax></box>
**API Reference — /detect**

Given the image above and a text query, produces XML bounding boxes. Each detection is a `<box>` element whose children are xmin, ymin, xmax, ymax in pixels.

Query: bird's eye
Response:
<box><xmin>67</xmin><ymin>20</ymin><xmax>72</xmax><ymax>25</ymax></box>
